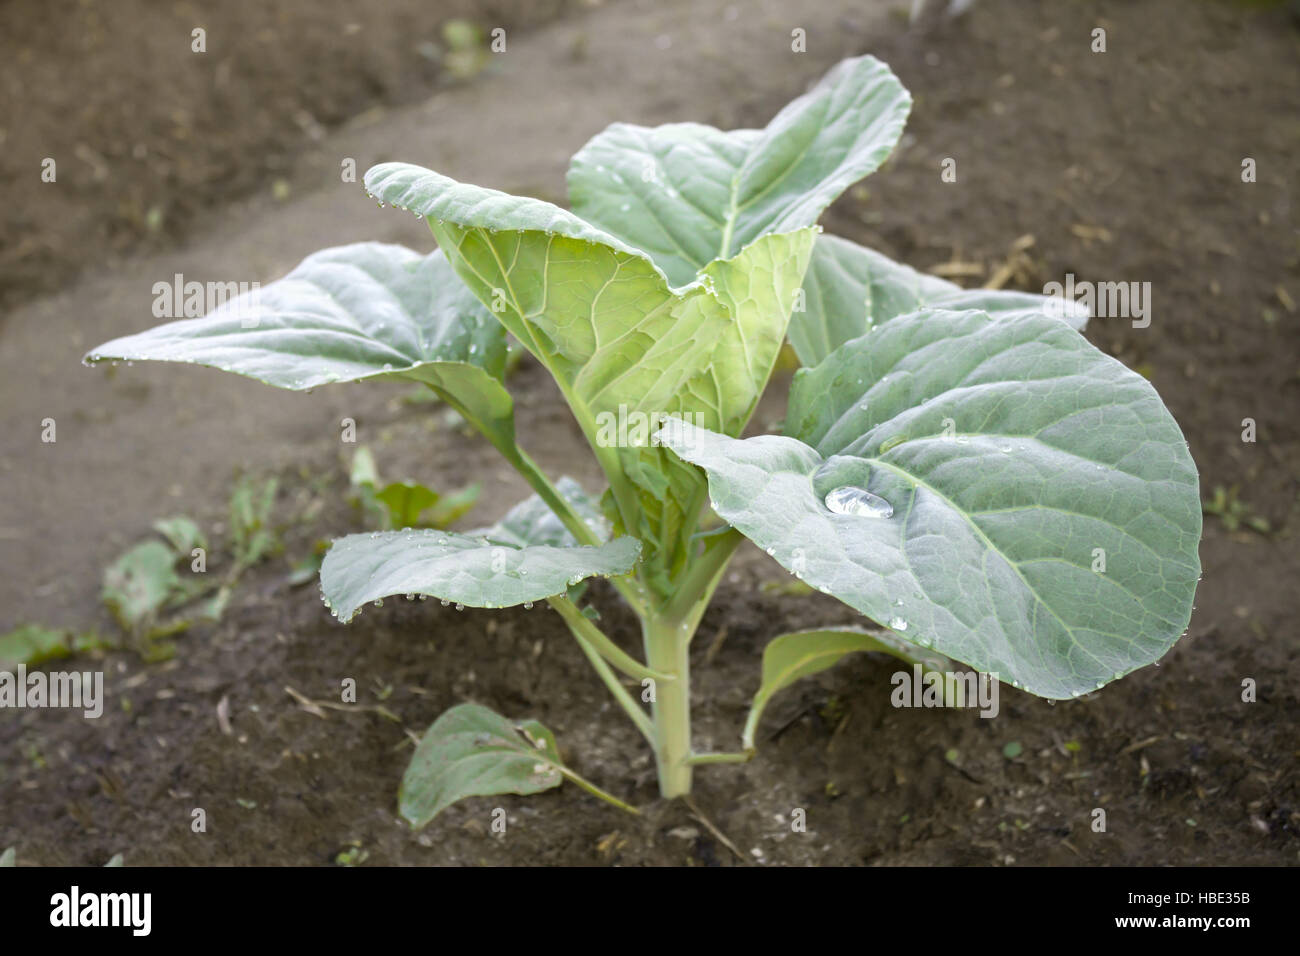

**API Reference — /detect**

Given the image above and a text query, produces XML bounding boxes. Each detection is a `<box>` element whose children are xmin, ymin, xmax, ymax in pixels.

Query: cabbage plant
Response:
<box><xmin>88</xmin><ymin>56</ymin><xmax>1200</xmax><ymax>822</ymax></box>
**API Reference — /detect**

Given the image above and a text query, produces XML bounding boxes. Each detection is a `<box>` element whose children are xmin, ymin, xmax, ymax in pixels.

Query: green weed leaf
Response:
<box><xmin>102</xmin><ymin>540</ymin><xmax>182</xmax><ymax>634</ymax></box>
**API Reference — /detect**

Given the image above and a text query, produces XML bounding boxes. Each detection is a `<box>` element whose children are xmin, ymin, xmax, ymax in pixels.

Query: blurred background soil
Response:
<box><xmin>0</xmin><ymin>0</ymin><xmax>580</xmax><ymax>311</ymax></box>
<box><xmin>0</xmin><ymin>0</ymin><xmax>1297</xmax><ymax>866</ymax></box>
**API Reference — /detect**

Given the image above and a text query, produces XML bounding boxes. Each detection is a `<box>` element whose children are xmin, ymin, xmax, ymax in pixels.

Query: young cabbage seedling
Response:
<box><xmin>88</xmin><ymin>56</ymin><xmax>1200</xmax><ymax>822</ymax></box>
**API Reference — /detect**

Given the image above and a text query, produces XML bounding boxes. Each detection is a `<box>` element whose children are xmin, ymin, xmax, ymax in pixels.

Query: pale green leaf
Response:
<box><xmin>567</xmin><ymin>55</ymin><xmax>911</xmax><ymax>285</ymax></box>
<box><xmin>229</xmin><ymin>475</ymin><xmax>278</xmax><ymax>569</ymax></box>
<box><xmin>791</xmin><ymin>234</ymin><xmax>1091</xmax><ymax>366</ymax></box>
<box><xmin>87</xmin><ymin>243</ymin><xmax>505</xmax><ymax>387</ymax></box>
<box><xmin>102</xmin><ymin>540</ymin><xmax>181</xmax><ymax>633</ymax></box>
<box><xmin>374</xmin><ymin>482</ymin><xmax>439</xmax><ymax>528</ymax></box>
<box><xmin>0</xmin><ymin>625</ymin><xmax>113</xmax><ymax>668</ymax></box>
<box><xmin>426</xmin><ymin>482</ymin><xmax>481</xmax><ymax>528</ymax></box>
<box><xmin>151</xmin><ymin>516</ymin><xmax>207</xmax><ymax>556</ymax></box>
<box><xmin>660</xmin><ymin>309</ymin><xmax>1201</xmax><ymax>699</ymax></box>
<box><xmin>85</xmin><ymin>243</ymin><xmax>526</xmax><ymax>470</ymax></box>
<box><xmin>350</xmin><ymin>447</ymin><xmax>381</xmax><ymax>491</ymax></box>
<box><xmin>399</xmin><ymin>703</ymin><xmax>568</xmax><ymax>828</ymax></box>
<box><xmin>319</xmin><ymin>527</ymin><xmax>640</xmax><ymax>621</ymax></box>
<box><xmin>365</xmin><ymin>162</ymin><xmax>814</xmax><ymax>588</ymax></box>
<box><xmin>743</xmin><ymin>626</ymin><xmax>956</xmax><ymax>749</ymax></box>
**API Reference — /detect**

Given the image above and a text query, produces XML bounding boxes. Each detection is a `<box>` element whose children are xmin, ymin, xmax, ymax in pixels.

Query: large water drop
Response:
<box><xmin>824</xmin><ymin>486</ymin><xmax>893</xmax><ymax>519</ymax></box>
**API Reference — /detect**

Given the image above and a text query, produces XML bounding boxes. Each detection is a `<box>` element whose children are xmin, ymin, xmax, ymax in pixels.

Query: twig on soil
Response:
<box><xmin>929</xmin><ymin>259</ymin><xmax>984</xmax><ymax>279</ymax></box>
<box><xmin>703</xmin><ymin>625</ymin><xmax>729</xmax><ymax>665</ymax></box>
<box><xmin>215</xmin><ymin>694</ymin><xmax>233</xmax><ymax>736</ymax></box>
<box><xmin>1069</xmin><ymin>223</ymin><xmax>1114</xmax><ymax>244</ymax></box>
<box><xmin>283</xmin><ymin>685</ymin><xmax>401</xmax><ymax>723</ymax></box>
<box><xmin>392</xmin><ymin>729</ymin><xmax>422</xmax><ymax>750</ymax></box>
<box><xmin>284</xmin><ymin>685</ymin><xmax>328</xmax><ymax>719</ymax></box>
<box><xmin>1118</xmin><ymin>735</ymin><xmax>1162</xmax><ymax>757</ymax></box>
<box><xmin>984</xmin><ymin>234</ymin><xmax>1037</xmax><ymax>290</ymax></box>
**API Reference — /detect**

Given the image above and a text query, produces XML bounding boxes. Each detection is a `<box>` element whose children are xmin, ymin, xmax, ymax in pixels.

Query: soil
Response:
<box><xmin>0</xmin><ymin>0</ymin><xmax>578</xmax><ymax>312</ymax></box>
<box><xmin>1</xmin><ymin>0</ymin><xmax>1297</xmax><ymax>866</ymax></box>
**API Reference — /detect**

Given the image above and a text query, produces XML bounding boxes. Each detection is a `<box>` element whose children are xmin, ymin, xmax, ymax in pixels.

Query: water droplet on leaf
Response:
<box><xmin>824</xmin><ymin>486</ymin><xmax>893</xmax><ymax>518</ymax></box>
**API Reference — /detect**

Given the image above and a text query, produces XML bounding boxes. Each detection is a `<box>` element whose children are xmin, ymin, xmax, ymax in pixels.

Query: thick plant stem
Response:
<box><xmin>643</xmin><ymin>615</ymin><xmax>694</xmax><ymax>799</ymax></box>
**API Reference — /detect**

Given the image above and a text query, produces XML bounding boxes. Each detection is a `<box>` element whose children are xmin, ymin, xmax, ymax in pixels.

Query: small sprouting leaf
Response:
<box><xmin>0</xmin><ymin>847</ymin><xmax>14</xmax><ymax>867</ymax></box>
<box><xmin>151</xmin><ymin>516</ymin><xmax>207</xmax><ymax>556</ymax></box>
<box><xmin>349</xmin><ymin>447</ymin><xmax>387</xmax><ymax>525</ymax></box>
<box><xmin>319</xmin><ymin>528</ymin><xmax>640</xmax><ymax>621</ymax></box>
<box><xmin>102</xmin><ymin>540</ymin><xmax>181</xmax><ymax>633</ymax></box>
<box><xmin>288</xmin><ymin>545</ymin><xmax>327</xmax><ymax>588</ymax></box>
<box><xmin>425</xmin><ymin>482</ymin><xmax>480</xmax><ymax>528</ymax></box>
<box><xmin>1002</xmin><ymin>741</ymin><xmax>1023</xmax><ymax>759</ymax></box>
<box><xmin>350</xmin><ymin>446</ymin><xmax>381</xmax><ymax>492</ymax></box>
<box><xmin>0</xmin><ymin>625</ymin><xmax>113</xmax><ymax>668</ymax></box>
<box><xmin>567</xmin><ymin>55</ymin><xmax>911</xmax><ymax>286</ymax></box>
<box><xmin>790</xmin><ymin>234</ymin><xmax>1091</xmax><ymax>366</ymax></box>
<box><xmin>399</xmin><ymin>703</ymin><xmax>569</xmax><ymax>828</ymax></box>
<box><xmin>194</xmin><ymin>586</ymin><xmax>232</xmax><ymax>623</ymax></box>
<box><xmin>334</xmin><ymin>845</ymin><xmax>370</xmax><ymax>866</ymax></box>
<box><xmin>230</xmin><ymin>476</ymin><xmax>278</xmax><ymax>568</ymax></box>
<box><xmin>742</xmin><ymin>627</ymin><xmax>954</xmax><ymax>750</ymax></box>
<box><xmin>104</xmin><ymin>853</ymin><xmax>125</xmax><ymax>867</ymax></box>
<box><xmin>660</xmin><ymin>308</ymin><xmax>1201</xmax><ymax>699</ymax></box>
<box><xmin>374</xmin><ymin>481</ymin><xmax>440</xmax><ymax>529</ymax></box>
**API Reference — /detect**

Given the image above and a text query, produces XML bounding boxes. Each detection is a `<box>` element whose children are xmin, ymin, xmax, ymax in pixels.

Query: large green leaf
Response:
<box><xmin>743</xmin><ymin>627</ymin><xmax>956</xmax><ymax>750</ymax></box>
<box><xmin>365</xmin><ymin>163</ymin><xmax>814</xmax><ymax>588</ymax></box>
<box><xmin>318</xmin><ymin>527</ymin><xmax>640</xmax><ymax>622</ymax></box>
<box><xmin>567</xmin><ymin>55</ymin><xmax>911</xmax><ymax>286</ymax></box>
<box><xmin>659</xmin><ymin>309</ymin><xmax>1201</xmax><ymax>699</ymax></box>
<box><xmin>85</xmin><ymin>243</ymin><xmax>526</xmax><ymax>463</ymax></box>
<box><xmin>791</xmin><ymin>234</ymin><xmax>1091</xmax><ymax>366</ymax></box>
<box><xmin>399</xmin><ymin>703</ymin><xmax>568</xmax><ymax>828</ymax></box>
<box><xmin>87</xmin><ymin>243</ymin><xmax>505</xmax><ymax>385</ymax></box>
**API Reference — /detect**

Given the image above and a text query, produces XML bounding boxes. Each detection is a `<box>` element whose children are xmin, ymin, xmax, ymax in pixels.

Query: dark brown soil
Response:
<box><xmin>1</xmin><ymin>0</ymin><xmax>1297</xmax><ymax>866</ymax></box>
<box><xmin>0</xmin><ymin>0</ymin><xmax>577</xmax><ymax>311</ymax></box>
